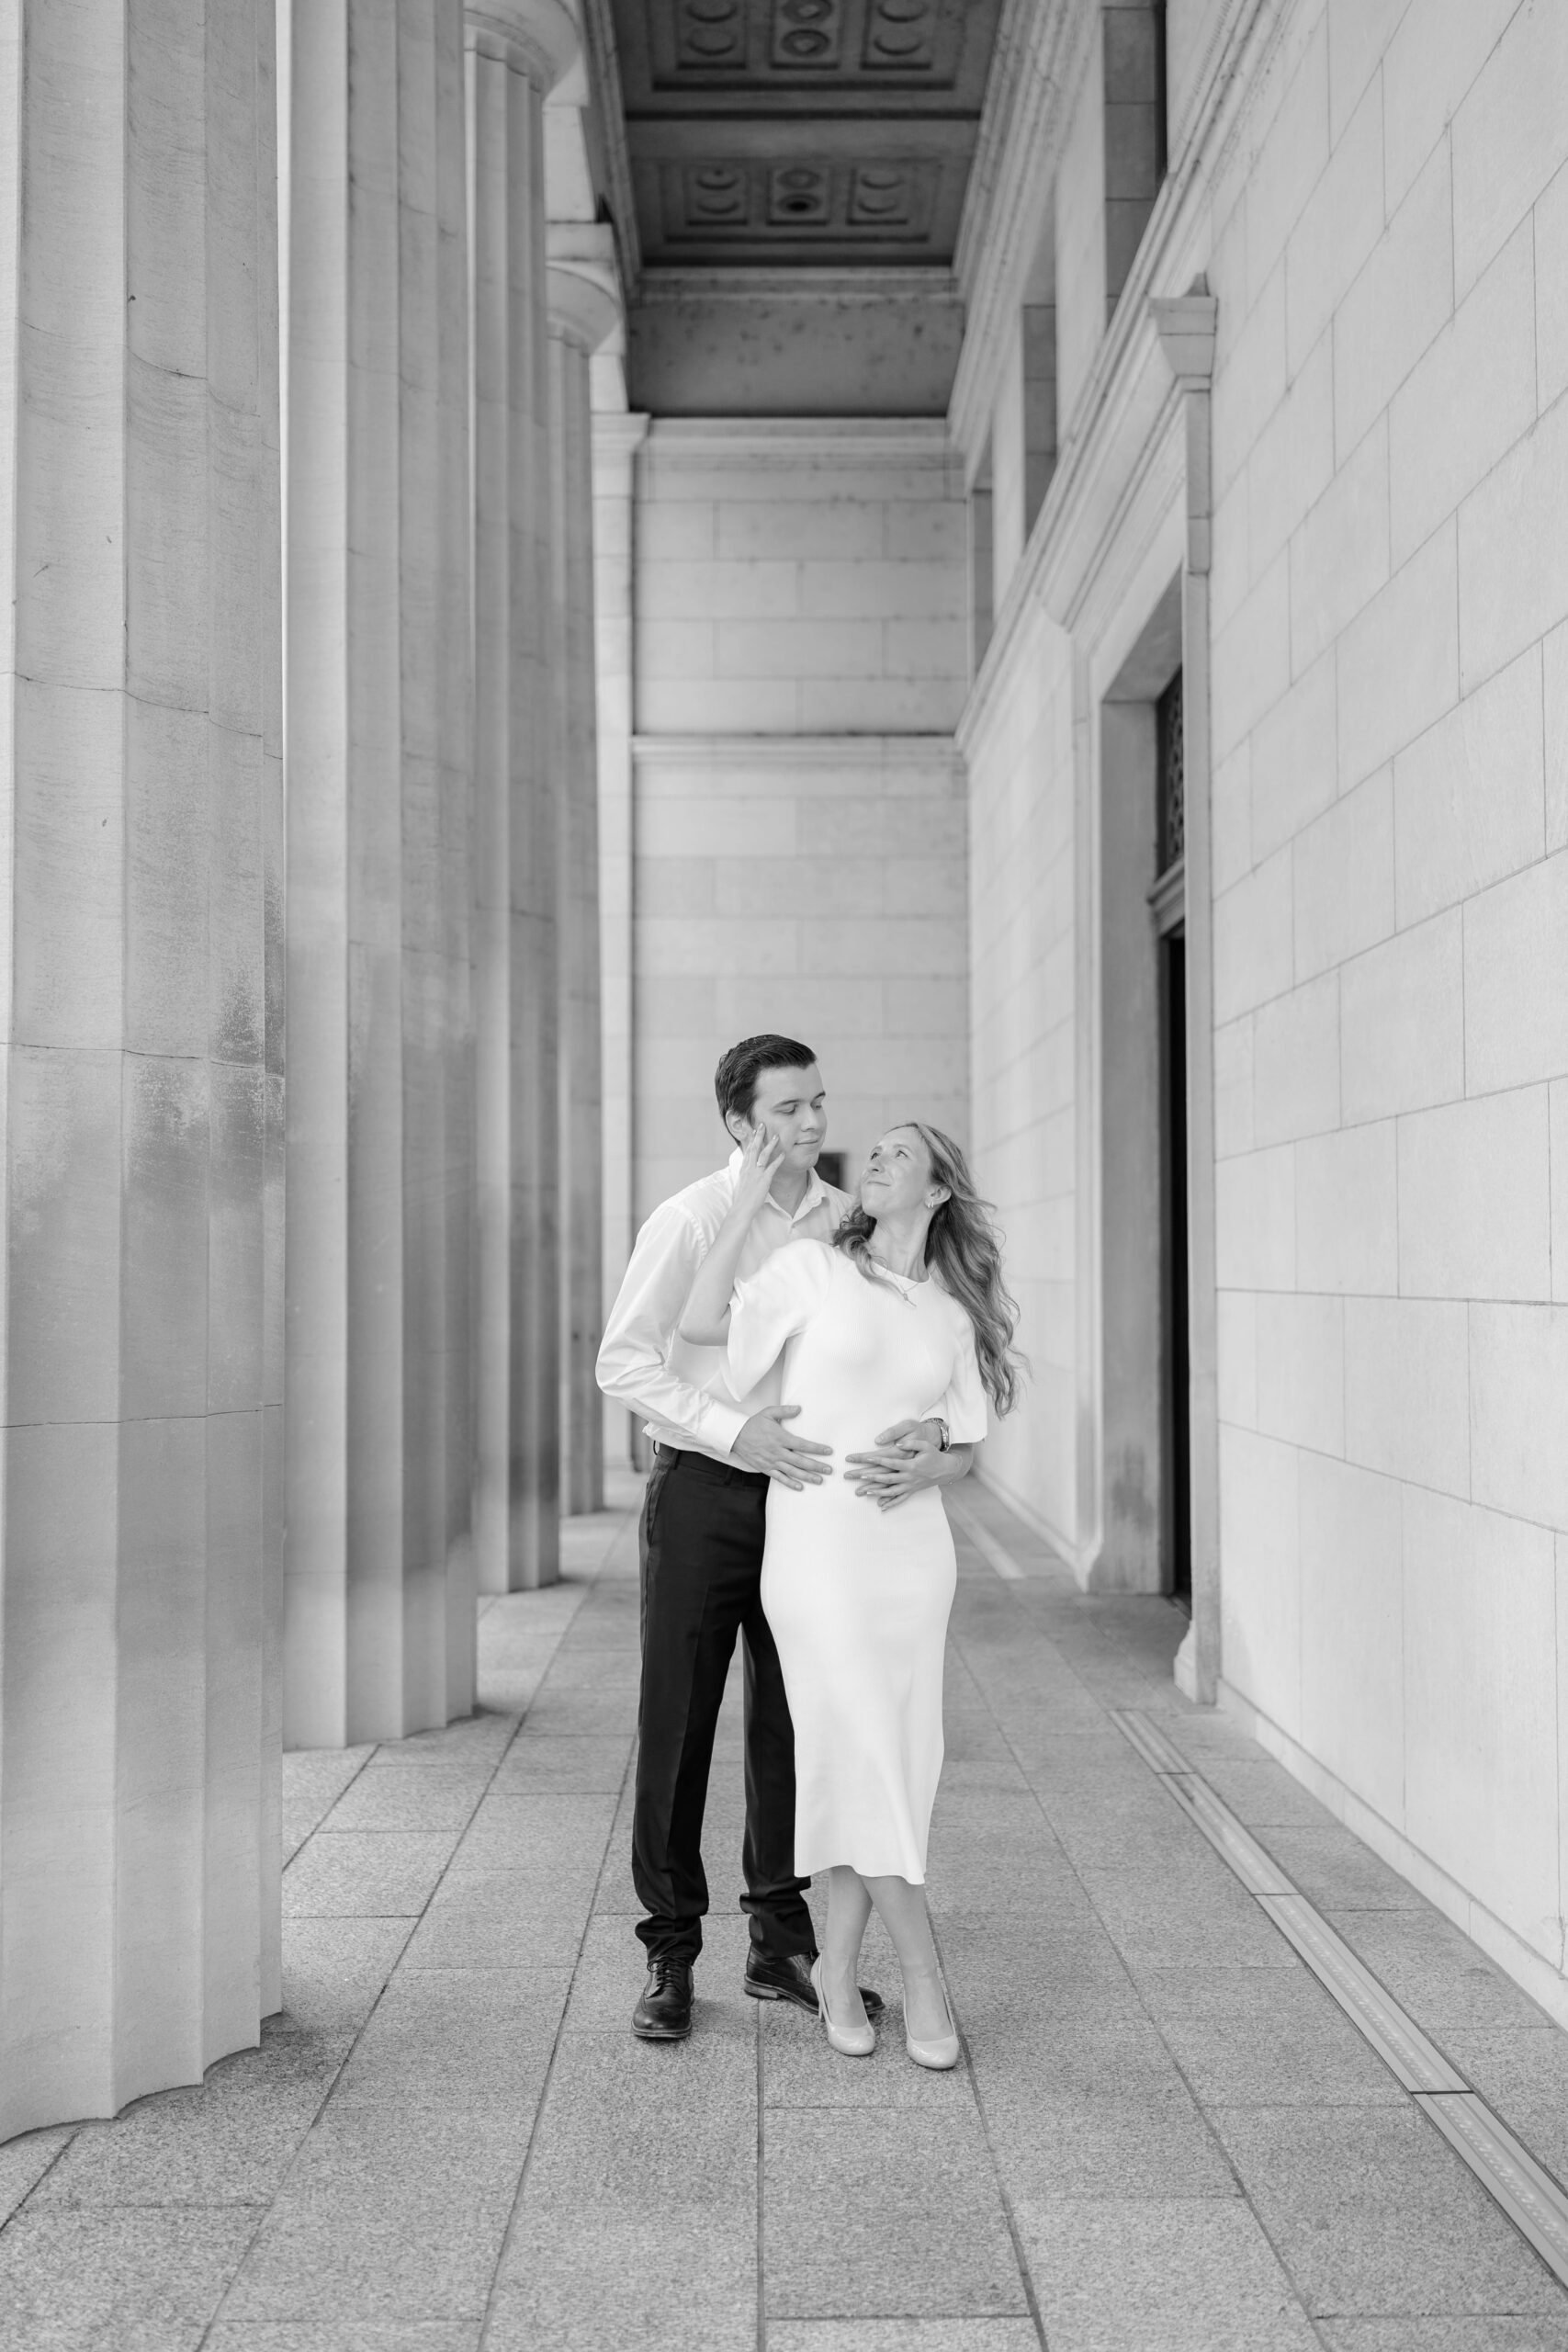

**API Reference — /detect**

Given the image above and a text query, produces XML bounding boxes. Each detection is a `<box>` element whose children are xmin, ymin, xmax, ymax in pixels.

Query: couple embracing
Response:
<box><xmin>596</xmin><ymin>1034</ymin><xmax>1021</xmax><ymax>2064</ymax></box>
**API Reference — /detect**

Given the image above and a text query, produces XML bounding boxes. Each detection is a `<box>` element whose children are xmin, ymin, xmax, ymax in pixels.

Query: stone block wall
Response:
<box><xmin>635</xmin><ymin>420</ymin><xmax>968</xmax><ymax>738</ymax></box>
<box><xmin>628</xmin><ymin>421</ymin><xmax>970</xmax><ymax>1227</ymax></box>
<box><xmin>964</xmin><ymin>604</ymin><xmax>1079</xmax><ymax>1537</ymax></box>
<box><xmin>632</xmin><ymin>741</ymin><xmax>969</xmax><ymax>1217</ymax></box>
<box><xmin>958</xmin><ymin>0</ymin><xmax>1568</xmax><ymax>2004</ymax></box>
<box><xmin>1204</xmin><ymin>0</ymin><xmax>1568</xmax><ymax>1979</ymax></box>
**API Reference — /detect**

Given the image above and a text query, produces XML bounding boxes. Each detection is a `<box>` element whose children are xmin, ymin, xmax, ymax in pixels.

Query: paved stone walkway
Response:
<box><xmin>4</xmin><ymin>1472</ymin><xmax>1568</xmax><ymax>2348</ymax></box>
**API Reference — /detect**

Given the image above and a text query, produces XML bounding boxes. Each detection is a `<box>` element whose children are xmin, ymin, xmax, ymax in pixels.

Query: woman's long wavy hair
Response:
<box><xmin>831</xmin><ymin>1122</ymin><xmax>1026</xmax><ymax>1416</ymax></box>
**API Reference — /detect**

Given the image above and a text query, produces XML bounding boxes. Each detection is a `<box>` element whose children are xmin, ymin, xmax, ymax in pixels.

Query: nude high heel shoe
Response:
<box><xmin>810</xmin><ymin>1957</ymin><xmax>875</xmax><ymax>2057</ymax></box>
<box><xmin>904</xmin><ymin>1982</ymin><xmax>960</xmax><ymax>2071</ymax></box>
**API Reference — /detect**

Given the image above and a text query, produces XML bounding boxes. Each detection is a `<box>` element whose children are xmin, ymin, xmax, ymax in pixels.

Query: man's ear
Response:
<box><xmin>724</xmin><ymin>1109</ymin><xmax>751</xmax><ymax>1148</ymax></box>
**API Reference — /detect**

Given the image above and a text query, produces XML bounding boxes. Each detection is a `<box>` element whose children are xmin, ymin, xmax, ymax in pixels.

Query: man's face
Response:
<box><xmin>736</xmin><ymin>1062</ymin><xmax>827</xmax><ymax>1173</ymax></box>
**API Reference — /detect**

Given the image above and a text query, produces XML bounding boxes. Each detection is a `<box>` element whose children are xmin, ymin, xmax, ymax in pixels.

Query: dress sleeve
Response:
<box><xmin>940</xmin><ymin>1314</ymin><xmax>990</xmax><ymax>1444</ymax></box>
<box><xmin>726</xmin><ymin>1241</ymin><xmax>833</xmax><ymax>1401</ymax></box>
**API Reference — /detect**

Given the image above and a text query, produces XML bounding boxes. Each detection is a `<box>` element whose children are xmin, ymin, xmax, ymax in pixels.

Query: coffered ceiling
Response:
<box><xmin>606</xmin><ymin>0</ymin><xmax>1005</xmax><ymax>269</ymax></box>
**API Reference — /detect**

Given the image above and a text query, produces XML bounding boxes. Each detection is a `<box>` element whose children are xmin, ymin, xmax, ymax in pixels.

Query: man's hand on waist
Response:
<box><xmin>730</xmin><ymin>1405</ymin><xmax>834</xmax><ymax>1489</ymax></box>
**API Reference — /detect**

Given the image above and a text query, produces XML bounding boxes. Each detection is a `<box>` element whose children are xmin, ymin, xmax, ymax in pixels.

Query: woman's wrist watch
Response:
<box><xmin>933</xmin><ymin>1419</ymin><xmax>951</xmax><ymax>1453</ymax></box>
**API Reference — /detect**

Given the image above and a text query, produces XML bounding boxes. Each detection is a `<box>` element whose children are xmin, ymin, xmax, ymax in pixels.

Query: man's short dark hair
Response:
<box><xmin>714</xmin><ymin>1035</ymin><xmax>818</xmax><ymax>1134</ymax></box>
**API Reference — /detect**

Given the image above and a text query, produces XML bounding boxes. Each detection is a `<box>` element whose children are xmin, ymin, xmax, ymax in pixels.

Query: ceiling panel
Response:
<box><xmin>607</xmin><ymin>0</ymin><xmax>1004</xmax><ymax>266</ymax></box>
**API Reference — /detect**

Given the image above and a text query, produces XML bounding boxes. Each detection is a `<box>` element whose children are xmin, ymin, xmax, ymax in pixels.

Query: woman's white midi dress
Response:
<box><xmin>726</xmin><ymin>1238</ymin><xmax>988</xmax><ymax>1883</ymax></box>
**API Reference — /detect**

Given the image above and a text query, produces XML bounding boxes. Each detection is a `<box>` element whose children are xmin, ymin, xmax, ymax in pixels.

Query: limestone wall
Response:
<box><xmin>629</xmin><ymin>422</ymin><xmax>970</xmax><ymax>1223</ymax></box>
<box><xmin>1204</xmin><ymin>0</ymin><xmax>1568</xmax><ymax>1986</ymax></box>
<box><xmin>960</xmin><ymin>0</ymin><xmax>1568</xmax><ymax>2009</ymax></box>
<box><xmin>965</xmin><ymin>603</ymin><xmax>1080</xmax><ymax>1542</ymax></box>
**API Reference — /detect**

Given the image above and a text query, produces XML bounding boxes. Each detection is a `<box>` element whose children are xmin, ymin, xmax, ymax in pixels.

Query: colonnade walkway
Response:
<box><xmin>4</xmin><ymin>1479</ymin><xmax>1568</xmax><ymax>2348</ymax></box>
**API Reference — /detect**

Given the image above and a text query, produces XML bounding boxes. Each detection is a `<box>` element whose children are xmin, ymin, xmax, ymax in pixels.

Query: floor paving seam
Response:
<box><xmin>206</xmin><ymin>1557</ymin><xmax>627</xmax><ymax>2346</ymax></box>
<box><xmin>754</xmin><ymin>1997</ymin><xmax>767</xmax><ymax>2352</ymax></box>
<box><xmin>1111</xmin><ymin>1706</ymin><xmax>1568</xmax><ymax>2301</ymax></box>
<box><xmin>940</xmin><ymin>1530</ymin><xmax>1314</xmax><ymax>2346</ymax></box>
<box><xmin>0</xmin><ymin>2124</ymin><xmax>79</xmax><ymax>2237</ymax></box>
<box><xmin>925</xmin><ymin>1912</ymin><xmax>1058</xmax><ymax>2352</ymax></box>
<box><xmin>19</xmin><ymin>1479</ymin><xmax>1568</xmax><ymax>2348</ymax></box>
<box><xmin>473</xmin><ymin>1565</ymin><xmax>641</xmax><ymax>2352</ymax></box>
<box><xmin>941</xmin><ymin>1511</ymin><xmax>1415</xmax><ymax>2347</ymax></box>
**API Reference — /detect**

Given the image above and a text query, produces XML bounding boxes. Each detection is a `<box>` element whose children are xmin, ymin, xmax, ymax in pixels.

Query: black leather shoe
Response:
<box><xmin>743</xmin><ymin>1948</ymin><xmax>884</xmax><ymax>2020</ymax></box>
<box><xmin>632</xmin><ymin>1958</ymin><xmax>694</xmax><ymax>2041</ymax></box>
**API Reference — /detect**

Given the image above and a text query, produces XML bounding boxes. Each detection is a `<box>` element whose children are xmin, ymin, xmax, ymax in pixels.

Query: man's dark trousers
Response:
<box><xmin>634</xmin><ymin>1444</ymin><xmax>815</xmax><ymax>1966</ymax></box>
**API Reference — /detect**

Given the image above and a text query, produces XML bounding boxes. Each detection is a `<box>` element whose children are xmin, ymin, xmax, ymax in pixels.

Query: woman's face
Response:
<box><xmin>858</xmin><ymin>1125</ymin><xmax>939</xmax><ymax>1219</ymax></box>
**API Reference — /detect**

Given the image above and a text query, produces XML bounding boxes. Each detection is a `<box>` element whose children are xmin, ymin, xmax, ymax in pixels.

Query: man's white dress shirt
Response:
<box><xmin>597</xmin><ymin>1150</ymin><xmax>850</xmax><ymax>1464</ymax></box>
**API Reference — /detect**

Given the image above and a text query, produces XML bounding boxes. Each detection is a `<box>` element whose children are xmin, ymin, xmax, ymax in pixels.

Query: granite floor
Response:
<box><xmin>3</xmin><ymin>1471</ymin><xmax>1568</xmax><ymax>2350</ymax></box>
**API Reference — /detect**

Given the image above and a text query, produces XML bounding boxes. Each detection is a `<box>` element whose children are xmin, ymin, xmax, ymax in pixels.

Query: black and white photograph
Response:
<box><xmin>0</xmin><ymin>0</ymin><xmax>1565</xmax><ymax>2344</ymax></box>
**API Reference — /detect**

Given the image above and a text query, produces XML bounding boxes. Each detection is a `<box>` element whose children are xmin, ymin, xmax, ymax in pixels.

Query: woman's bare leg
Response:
<box><xmin>820</xmin><ymin>1865</ymin><xmax>873</xmax><ymax>2030</ymax></box>
<box><xmin>863</xmin><ymin>1874</ymin><xmax>951</xmax><ymax>2041</ymax></box>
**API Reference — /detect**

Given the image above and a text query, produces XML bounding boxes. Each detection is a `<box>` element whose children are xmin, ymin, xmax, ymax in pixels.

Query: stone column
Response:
<box><xmin>591</xmin><ymin>411</ymin><xmax>649</xmax><ymax>1474</ymax></box>
<box><xmin>285</xmin><ymin>0</ymin><xmax>476</xmax><ymax>1746</ymax></box>
<box><xmin>0</xmin><ymin>0</ymin><xmax>282</xmax><ymax>2136</ymax></box>
<box><xmin>468</xmin><ymin>0</ymin><xmax>577</xmax><ymax>1589</ymax></box>
<box><xmin>548</xmin><ymin>259</ymin><xmax>619</xmax><ymax>1518</ymax></box>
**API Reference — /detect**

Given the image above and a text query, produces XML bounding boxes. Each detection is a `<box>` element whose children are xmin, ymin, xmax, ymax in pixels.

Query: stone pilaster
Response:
<box><xmin>0</xmin><ymin>0</ymin><xmax>282</xmax><ymax>2134</ymax></box>
<box><xmin>590</xmin><ymin>411</ymin><xmax>649</xmax><ymax>1473</ymax></box>
<box><xmin>285</xmin><ymin>0</ymin><xmax>476</xmax><ymax>1745</ymax></box>
<box><xmin>1151</xmin><ymin>284</ymin><xmax>1220</xmax><ymax>1709</ymax></box>
<box><xmin>468</xmin><ymin>0</ymin><xmax>578</xmax><ymax>1589</ymax></box>
<box><xmin>547</xmin><ymin>256</ymin><xmax>620</xmax><ymax>1519</ymax></box>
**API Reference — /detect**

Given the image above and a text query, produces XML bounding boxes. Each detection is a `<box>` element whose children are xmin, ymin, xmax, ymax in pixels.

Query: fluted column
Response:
<box><xmin>0</xmin><ymin>0</ymin><xmax>282</xmax><ymax>2136</ymax></box>
<box><xmin>285</xmin><ymin>0</ymin><xmax>476</xmax><ymax>1745</ymax></box>
<box><xmin>468</xmin><ymin>0</ymin><xmax>577</xmax><ymax>1589</ymax></box>
<box><xmin>548</xmin><ymin>260</ymin><xmax>619</xmax><ymax>1518</ymax></box>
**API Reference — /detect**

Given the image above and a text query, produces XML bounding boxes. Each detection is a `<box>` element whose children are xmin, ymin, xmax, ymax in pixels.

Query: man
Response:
<box><xmin>597</xmin><ymin>1034</ymin><xmax>971</xmax><ymax>2041</ymax></box>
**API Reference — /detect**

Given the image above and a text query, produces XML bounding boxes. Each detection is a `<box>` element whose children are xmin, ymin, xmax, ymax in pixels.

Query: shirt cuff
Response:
<box><xmin>703</xmin><ymin>1400</ymin><xmax>750</xmax><ymax>1456</ymax></box>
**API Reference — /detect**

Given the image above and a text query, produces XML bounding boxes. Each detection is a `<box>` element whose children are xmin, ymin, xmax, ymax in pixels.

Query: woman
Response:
<box><xmin>680</xmin><ymin>1120</ymin><xmax>1021</xmax><ymax>2068</ymax></box>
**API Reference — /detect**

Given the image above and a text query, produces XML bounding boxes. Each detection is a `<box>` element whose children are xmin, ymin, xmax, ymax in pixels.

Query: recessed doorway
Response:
<box><xmin>1152</xmin><ymin>666</ymin><xmax>1190</xmax><ymax>1606</ymax></box>
<box><xmin>1096</xmin><ymin>581</ymin><xmax>1190</xmax><ymax>1596</ymax></box>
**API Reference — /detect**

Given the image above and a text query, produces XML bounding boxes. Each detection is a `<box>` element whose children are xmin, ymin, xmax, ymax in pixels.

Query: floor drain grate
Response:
<box><xmin>1111</xmin><ymin>1708</ymin><xmax>1568</xmax><ymax>2291</ymax></box>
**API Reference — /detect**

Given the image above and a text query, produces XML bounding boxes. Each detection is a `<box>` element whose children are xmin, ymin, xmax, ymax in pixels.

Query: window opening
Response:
<box><xmin>1156</xmin><ymin>666</ymin><xmax>1184</xmax><ymax>876</ymax></box>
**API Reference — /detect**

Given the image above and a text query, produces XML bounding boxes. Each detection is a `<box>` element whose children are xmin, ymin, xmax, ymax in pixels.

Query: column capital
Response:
<box><xmin>465</xmin><ymin>0</ymin><xmax>578</xmax><ymax>92</ymax></box>
<box><xmin>592</xmin><ymin>412</ymin><xmax>650</xmax><ymax>462</ymax></box>
<box><xmin>1148</xmin><ymin>277</ymin><xmax>1218</xmax><ymax>390</ymax></box>
<box><xmin>547</xmin><ymin>261</ymin><xmax>621</xmax><ymax>354</ymax></box>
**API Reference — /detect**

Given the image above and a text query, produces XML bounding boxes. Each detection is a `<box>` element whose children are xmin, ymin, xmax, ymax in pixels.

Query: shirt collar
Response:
<box><xmin>724</xmin><ymin>1148</ymin><xmax>828</xmax><ymax>1226</ymax></box>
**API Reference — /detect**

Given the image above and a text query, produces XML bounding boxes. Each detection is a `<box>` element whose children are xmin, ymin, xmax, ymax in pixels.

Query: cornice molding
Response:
<box><xmin>641</xmin><ymin>415</ymin><xmax>957</xmax><ymax>471</ymax></box>
<box><xmin>631</xmin><ymin>733</ymin><xmax>962</xmax><ymax>775</ymax></box>
<box><xmin>956</xmin><ymin>298</ymin><xmax>1182</xmax><ymax>761</ymax></box>
<box><xmin>576</xmin><ymin>0</ymin><xmax>641</xmax><ymax>295</ymax></box>
<box><xmin>464</xmin><ymin>0</ymin><xmax>578</xmax><ymax>91</ymax></box>
<box><xmin>949</xmin><ymin>0</ymin><xmax>1090</xmax><ymax>461</ymax></box>
<box><xmin>950</xmin><ymin>0</ymin><xmax>1292</xmax><ymax>462</ymax></box>
<box><xmin>633</xmin><ymin>265</ymin><xmax>961</xmax><ymax>308</ymax></box>
<box><xmin>592</xmin><ymin>409</ymin><xmax>649</xmax><ymax>450</ymax></box>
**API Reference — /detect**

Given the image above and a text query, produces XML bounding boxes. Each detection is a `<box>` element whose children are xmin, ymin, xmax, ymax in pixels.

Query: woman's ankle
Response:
<box><xmin>900</xmin><ymin>1962</ymin><xmax>949</xmax><ymax>2025</ymax></box>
